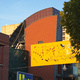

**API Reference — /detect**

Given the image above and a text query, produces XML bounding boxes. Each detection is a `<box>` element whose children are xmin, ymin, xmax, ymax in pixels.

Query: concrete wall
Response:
<box><xmin>2</xmin><ymin>23</ymin><xmax>20</xmax><ymax>36</ymax></box>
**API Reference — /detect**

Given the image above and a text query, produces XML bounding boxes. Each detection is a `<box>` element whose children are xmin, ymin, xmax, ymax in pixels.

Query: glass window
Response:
<box><xmin>38</xmin><ymin>41</ymin><xmax>43</xmax><ymax>44</ymax></box>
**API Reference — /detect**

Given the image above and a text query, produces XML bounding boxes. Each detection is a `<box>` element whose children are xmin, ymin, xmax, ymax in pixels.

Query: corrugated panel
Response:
<box><xmin>25</xmin><ymin>7</ymin><xmax>53</xmax><ymax>27</ymax></box>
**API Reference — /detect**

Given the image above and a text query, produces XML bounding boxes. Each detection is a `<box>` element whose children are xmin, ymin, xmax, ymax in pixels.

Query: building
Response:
<box><xmin>2</xmin><ymin>7</ymin><xmax>78</xmax><ymax>80</ymax></box>
<box><xmin>0</xmin><ymin>33</ymin><xmax>9</xmax><ymax>80</ymax></box>
<box><xmin>62</xmin><ymin>27</ymin><xmax>70</xmax><ymax>41</ymax></box>
<box><xmin>2</xmin><ymin>23</ymin><xmax>25</xmax><ymax>49</ymax></box>
<box><xmin>62</xmin><ymin>27</ymin><xmax>79</xmax><ymax>80</ymax></box>
<box><xmin>3</xmin><ymin>7</ymin><xmax>62</xmax><ymax>80</ymax></box>
<box><xmin>25</xmin><ymin>7</ymin><xmax>62</xmax><ymax>80</ymax></box>
<box><xmin>2</xmin><ymin>23</ymin><xmax>20</xmax><ymax>37</ymax></box>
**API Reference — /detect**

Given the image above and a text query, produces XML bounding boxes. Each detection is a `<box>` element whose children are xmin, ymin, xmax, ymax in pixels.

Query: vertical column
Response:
<box><xmin>19</xmin><ymin>74</ymin><xmax>21</xmax><ymax>80</ymax></box>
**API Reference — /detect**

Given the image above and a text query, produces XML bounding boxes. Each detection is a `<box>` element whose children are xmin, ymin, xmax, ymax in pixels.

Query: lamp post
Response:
<box><xmin>62</xmin><ymin>64</ymin><xmax>67</xmax><ymax>71</ymax></box>
<box><xmin>62</xmin><ymin>64</ymin><xmax>67</xmax><ymax>80</ymax></box>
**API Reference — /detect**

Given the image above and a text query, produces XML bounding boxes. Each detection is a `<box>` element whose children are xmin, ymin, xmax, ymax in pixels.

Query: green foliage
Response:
<box><xmin>60</xmin><ymin>0</ymin><xmax>80</xmax><ymax>60</ymax></box>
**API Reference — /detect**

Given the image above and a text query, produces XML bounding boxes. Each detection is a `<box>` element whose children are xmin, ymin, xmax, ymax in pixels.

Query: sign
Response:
<box><xmin>17</xmin><ymin>72</ymin><xmax>33</xmax><ymax>80</ymax></box>
<box><xmin>31</xmin><ymin>41</ymin><xmax>78</xmax><ymax>67</ymax></box>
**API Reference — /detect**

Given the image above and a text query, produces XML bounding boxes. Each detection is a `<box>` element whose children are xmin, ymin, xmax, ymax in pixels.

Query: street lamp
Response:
<box><xmin>62</xmin><ymin>64</ymin><xmax>67</xmax><ymax>71</ymax></box>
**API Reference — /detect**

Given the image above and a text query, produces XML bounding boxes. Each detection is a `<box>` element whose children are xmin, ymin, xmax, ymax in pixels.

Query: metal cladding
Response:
<box><xmin>25</xmin><ymin>7</ymin><xmax>53</xmax><ymax>27</ymax></box>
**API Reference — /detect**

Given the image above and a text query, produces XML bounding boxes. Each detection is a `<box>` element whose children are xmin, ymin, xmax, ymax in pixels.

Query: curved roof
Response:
<box><xmin>9</xmin><ymin>7</ymin><xmax>60</xmax><ymax>48</ymax></box>
<box><xmin>25</xmin><ymin>7</ymin><xmax>53</xmax><ymax>27</ymax></box>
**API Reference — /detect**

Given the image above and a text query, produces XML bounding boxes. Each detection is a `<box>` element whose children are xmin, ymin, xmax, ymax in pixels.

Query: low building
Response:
<box><xmin>2</xmin><ymin>23</ymin><xmax>20</xmax><ymax>37</ymax></box>
<box><xmin>0</xmin><ymin>33</ymin><xmax>9</xmax><ymax>80</ymax></box>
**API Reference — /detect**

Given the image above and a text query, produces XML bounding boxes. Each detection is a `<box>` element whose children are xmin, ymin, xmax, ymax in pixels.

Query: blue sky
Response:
<box><xmin>0</xmin><ymin>0</ymin><xmax>69</xmax><ymax>32</ymax></box>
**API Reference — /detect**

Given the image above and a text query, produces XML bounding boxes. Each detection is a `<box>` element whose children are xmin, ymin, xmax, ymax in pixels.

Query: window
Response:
<box><xmin>38</xmin><ymin>41</ymin><xmax>43</xmax><ymax>44</ymax></box>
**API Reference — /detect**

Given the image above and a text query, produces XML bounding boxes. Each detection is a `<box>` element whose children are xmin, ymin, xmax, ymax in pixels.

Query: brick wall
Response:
<box><xmin>0</xmin><ymin>33</ymin><xmax>9</xmax><ymax>80</ymax></box>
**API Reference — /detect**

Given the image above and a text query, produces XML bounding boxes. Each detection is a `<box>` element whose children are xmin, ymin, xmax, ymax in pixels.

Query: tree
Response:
<box><xmin>60</xmin><ymin>0</ymin><xmax>80</xmax><ymax>61</ymax></box>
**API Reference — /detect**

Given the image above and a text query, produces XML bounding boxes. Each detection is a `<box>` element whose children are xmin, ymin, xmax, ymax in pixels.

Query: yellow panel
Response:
<box><xmin>31</xmin><ymin>41</ymin><xmax>78</xmax><ymax>67</ymax></box>
<box><xmin>19</xmin><ymin>74</ymin><xmax>21</xmax><ymax>80</ymax></box>
<box><xmin>22</xmin><ymin>74</ymin><xmax>25</xmax><ymax>80</ymax></box>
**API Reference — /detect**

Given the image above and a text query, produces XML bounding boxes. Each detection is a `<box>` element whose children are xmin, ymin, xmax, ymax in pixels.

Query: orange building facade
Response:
<box><xmin>25</xmin><ymin>7</ymin><xmax>62</xmax><ymax>80</ymax></box>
